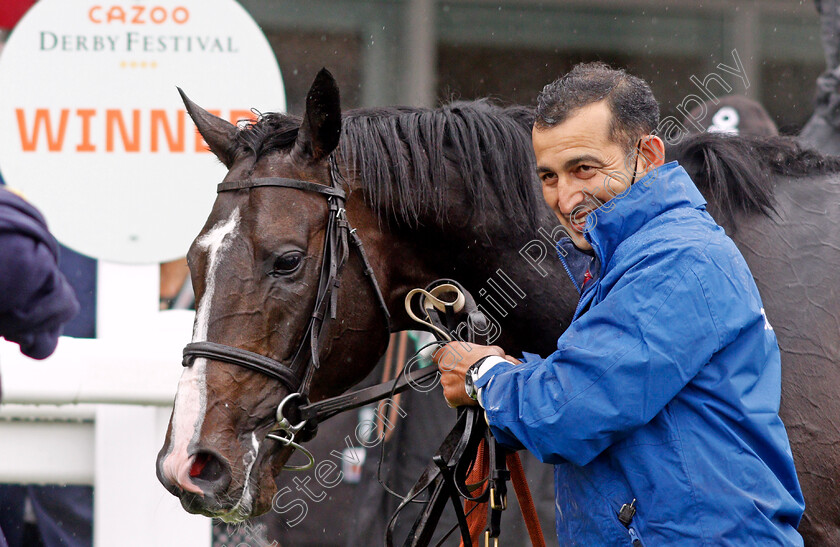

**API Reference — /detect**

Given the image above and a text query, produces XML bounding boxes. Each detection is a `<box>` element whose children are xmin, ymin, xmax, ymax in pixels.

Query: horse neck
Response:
<box><xmin>359</xmin><ymin>198</ymin><xmax>580</xmax><ymax>356</ymax></box>
<box><xmin>441</xmin><ymin>213</ymin><xmax>579</xmax><ymax>355</ymax></box>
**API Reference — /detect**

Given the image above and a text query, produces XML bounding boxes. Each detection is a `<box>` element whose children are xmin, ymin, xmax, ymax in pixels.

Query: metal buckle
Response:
<box><xmin>489</xmin><ymin>486</ymin><xmax>507</xmax><ymax>511</ymax></box>
<box><xmin>266</xmin><ymin>429</ymin><xmax>316</xmax><ymax>471</ymax></box>
<box><xmin>266</xmin><ymin>393</ymin><xmax>316</xmax><ymax>471</ymax></box>
<box><xmin>484</xmin><ymin>530</ymin><xmax>499</xmax><ymax>547</ymax></box>
<box><xmin>274</xmin><ymin>393</ymin><xmax>308</xmax><ymax>433</ymax></box>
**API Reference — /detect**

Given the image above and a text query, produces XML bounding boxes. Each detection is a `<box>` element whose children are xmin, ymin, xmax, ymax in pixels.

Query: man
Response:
<box><xmin>435</xmin><ymin>63</ymin><xmax>804</xmax><ymax>545</ymax></box>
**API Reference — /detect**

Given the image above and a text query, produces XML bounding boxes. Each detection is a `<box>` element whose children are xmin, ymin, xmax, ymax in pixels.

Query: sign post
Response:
<box><xmin>0</xmin><ymin>1</ymin><xmax>286</xmax><ymax>545</ymax></box>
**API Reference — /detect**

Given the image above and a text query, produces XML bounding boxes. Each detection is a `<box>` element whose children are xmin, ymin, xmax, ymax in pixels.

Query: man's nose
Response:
<box><xmin>554</xmin><ymin>180</ymin><xmax>586</xmax><ymax>217</ymax></box>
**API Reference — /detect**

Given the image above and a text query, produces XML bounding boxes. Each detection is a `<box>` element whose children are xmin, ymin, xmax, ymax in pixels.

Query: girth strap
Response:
<box><xmin>182</xmin><ymin>341</ymin><xmax>299</xmax><ymax>393</ymax></box>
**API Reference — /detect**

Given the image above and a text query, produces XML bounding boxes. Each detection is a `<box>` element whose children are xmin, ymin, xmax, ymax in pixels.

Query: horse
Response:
<box><xmin>156</xmin><ymin>69</ymin><xmax>840</xmax><ymax>545</ymax></box>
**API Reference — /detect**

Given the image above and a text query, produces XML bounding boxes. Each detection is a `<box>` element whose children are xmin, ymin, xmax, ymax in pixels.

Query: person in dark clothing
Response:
<box><xmin>0</xmin><ymin>486</ymin><xmax>93</xmax><ymax>547</ymax></box>
<box><xmin>0</xmin><ymin>187</ymin><xmax>78</xmax><ymax>366</ymax></box>
<box><xmin>0</xmin><ymin>185</ymin><xmax>81</xmax><ymax>547</ymax></box>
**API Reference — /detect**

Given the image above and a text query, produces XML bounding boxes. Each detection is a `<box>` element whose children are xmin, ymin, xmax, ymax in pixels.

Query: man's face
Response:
<box><xmin>533</xmin><ymin>100</ymin><xmax>639</xmax><ymax>252</ymax></box>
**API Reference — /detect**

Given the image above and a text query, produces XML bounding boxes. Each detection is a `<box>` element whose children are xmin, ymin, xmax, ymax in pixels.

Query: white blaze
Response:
<box><xmin>222</xmin><ymin>432</ymin><xmax>261</xmax><ymax>522</ymax></box>
<box><xmin>161</xmin><ymin>208</ymin><xmax>241</xmax><ymax>492</ymax></box>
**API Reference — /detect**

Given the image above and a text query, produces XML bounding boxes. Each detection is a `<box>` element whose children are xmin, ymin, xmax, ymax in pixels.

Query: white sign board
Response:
<box><xmin>0</xmin><ymin>0</ymin><xmax>286</xmax><ymax>263</ymax></box>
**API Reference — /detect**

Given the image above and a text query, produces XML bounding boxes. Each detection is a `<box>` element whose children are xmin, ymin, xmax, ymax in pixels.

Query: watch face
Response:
<box><xmin>465</xmin><ymin>369</ymin><xmax>477</xmax><ymax>399</ymax></box>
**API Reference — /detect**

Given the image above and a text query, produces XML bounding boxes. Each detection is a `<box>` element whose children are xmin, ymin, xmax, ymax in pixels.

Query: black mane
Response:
<box><xmin>234</xmin><ymin>101</ymin><xmax>542</xmax><ymax>232</ymax></box>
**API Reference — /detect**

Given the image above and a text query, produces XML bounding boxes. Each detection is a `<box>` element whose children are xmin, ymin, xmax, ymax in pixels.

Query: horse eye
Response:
<box><xmin>271</xmin><ymin>252</ymin><xmax>303</xmax><ymax>276</ymax></box>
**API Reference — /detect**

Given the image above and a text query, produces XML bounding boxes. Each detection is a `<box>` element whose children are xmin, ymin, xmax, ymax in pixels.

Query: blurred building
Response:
<box><xmin>238</xmin><ymin>0</ymin><xmax>821</xmax><ymax>131</ymax></box>
<box><xmin>0</xmin><ymin>1</ymin><xmax>823</xmax><ymax>129</ymax></box>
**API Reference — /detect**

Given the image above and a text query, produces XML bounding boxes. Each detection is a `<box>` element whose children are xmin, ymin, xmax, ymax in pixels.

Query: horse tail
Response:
<box><xmin>665</xmin><ymin>133</ymin><xmax>840</xmax><ymax>224</ymax></box>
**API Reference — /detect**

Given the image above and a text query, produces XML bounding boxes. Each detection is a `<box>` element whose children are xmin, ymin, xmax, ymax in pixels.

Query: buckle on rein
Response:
<box><xmin>489</xmin><ymin>486</ymin><xmax>507</xmax><ymax>511</ymax></box>
<box><xmin>266</xmin><ymin>393</ymin><xmax>316</xmax><ymax>471</ymax></box>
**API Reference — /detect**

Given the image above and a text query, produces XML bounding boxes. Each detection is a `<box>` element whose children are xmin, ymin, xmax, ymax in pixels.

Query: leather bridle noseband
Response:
<box><xmin>181</xmin><ymin>155</ymin><xmax>392</xmax><ymax>468</ymax></box>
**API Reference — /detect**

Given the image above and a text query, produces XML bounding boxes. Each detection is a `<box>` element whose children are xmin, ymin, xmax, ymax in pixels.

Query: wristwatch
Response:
<box><xmin>464</xmin><ymin>357</ymin><xmax>488</xmax><ymax>401</ymax></box>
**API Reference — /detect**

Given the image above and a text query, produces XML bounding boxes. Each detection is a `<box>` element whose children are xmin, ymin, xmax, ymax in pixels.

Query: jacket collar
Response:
<box><xmin>582</xmin><ymin>161</ymin><xmax>707</xmax><ymax>268</ymax></box>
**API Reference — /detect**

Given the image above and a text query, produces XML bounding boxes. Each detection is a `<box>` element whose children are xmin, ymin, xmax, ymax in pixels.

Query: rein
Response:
<box><xmin>381</xmin><ymin>281</ymin><xmax>546</xmax><ymax>547</ymax></box>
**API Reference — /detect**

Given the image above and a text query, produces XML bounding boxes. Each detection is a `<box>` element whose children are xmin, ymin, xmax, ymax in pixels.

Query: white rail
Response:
<box><xmin>0</xmin><ymin>312</ymin><xmax>192</xmax><ymax>406</ymax></box>
<box><xmin>0</xmin><ymin>263</ymin><xmax>212</xmax><ymax>547</ymax></box>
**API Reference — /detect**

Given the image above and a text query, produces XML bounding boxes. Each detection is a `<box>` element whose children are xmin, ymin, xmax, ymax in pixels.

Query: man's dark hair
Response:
<box><xmin>535</xmin><ymin>62</ymin><xmax>660</xmax><ymax>151</ymax></box>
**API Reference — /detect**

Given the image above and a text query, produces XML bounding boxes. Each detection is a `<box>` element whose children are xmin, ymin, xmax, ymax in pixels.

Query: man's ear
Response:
<box><xmin>640</xmin><ymin>135</ymin><xmax>666</xmax><ymax>171</ymax></box>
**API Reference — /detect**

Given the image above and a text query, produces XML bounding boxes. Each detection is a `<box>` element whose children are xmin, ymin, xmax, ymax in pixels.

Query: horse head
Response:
<box><xmin>156</xmin><ymin>69</ymin><xmax>399</xmax><ymax>521</ymax></box>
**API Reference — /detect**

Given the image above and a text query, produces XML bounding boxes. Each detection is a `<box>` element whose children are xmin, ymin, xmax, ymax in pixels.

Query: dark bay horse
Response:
<box><xmin>157</xmin><ymin>70</ymin><xmax>840</xmax><ymax>544</ymax></box>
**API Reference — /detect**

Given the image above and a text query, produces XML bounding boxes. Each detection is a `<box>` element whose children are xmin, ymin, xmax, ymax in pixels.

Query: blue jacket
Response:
<box><xmin>477</xmin><ymin>162</ymin><xmax>804</xmax><ymax>545</ymax></box>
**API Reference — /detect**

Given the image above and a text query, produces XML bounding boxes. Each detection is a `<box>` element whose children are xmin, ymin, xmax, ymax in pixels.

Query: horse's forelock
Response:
<box><xmin>234</xmin><ymin>112</ymin><xmax>302</xmax><ymax>159</ymax></box>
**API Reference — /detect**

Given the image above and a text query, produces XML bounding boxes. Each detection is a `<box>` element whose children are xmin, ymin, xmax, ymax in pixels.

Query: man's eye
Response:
<box><xmin>574</xmin><ymin>165</ymin><xmax>598</xmax><ymax>179</ymax></box>
<box><xmin>270</xmin><ymin>252</ymin><xmax>303</xmax><ymax>277</ymax></box>
<box><xmin>541</xmin><ymin>173</ymin><xmax>558</xmax><ymax>185</ymax></box>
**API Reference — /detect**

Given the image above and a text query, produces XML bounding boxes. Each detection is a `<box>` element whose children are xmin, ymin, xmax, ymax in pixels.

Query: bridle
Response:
<box><xmin>181</xmin><ymin>155</ymin><xmax>392</xmax><ymax>469</ymax></box>
<box><xmin>179</xmin><ymin>173</ymin><xmax>545</xmax><ymax>543</ymax></box>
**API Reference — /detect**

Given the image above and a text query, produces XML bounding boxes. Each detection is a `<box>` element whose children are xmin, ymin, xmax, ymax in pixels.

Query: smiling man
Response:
<box><xmin>436</xmin><ymin>63</ymin><xmax>804</xmax><ymax>545</ymax></box>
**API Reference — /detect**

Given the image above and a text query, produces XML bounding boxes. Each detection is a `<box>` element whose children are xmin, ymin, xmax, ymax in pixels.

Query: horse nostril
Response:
<box><xmin>188</xmin><ymin>451</ymin><xmax>230</xmax><ymax>493</ymax></box>
<box><xmin>189</xmin><ymin>452</ymin><xmax>210</xmax><ymax>478</ymax></box>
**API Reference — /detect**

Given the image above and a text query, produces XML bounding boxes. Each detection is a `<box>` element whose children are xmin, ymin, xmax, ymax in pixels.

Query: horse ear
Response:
<box><xmin>178</xmin><ymin>88</ymin><xmax>238</xmax><ymax>168</ymax></box>
<box><xmin>294</xmin><ymin>68</ymin><xmax>342</xmax><ymax>162</ymax></box>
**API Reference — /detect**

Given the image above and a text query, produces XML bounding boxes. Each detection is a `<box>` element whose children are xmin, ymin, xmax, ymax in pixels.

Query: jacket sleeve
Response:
<box><xmin>0</xmin><ymin>232</ymin><xmax>79</xmax><ymax>359</ymax></box>
<box><xmin>478</xmin><ymin>249</ymin><xmax>721</xmax><ymax>466</ymax></box>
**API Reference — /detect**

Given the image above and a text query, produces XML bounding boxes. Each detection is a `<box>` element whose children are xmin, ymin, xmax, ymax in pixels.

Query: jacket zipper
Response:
<box><xmin>556</xmin><ymin>251</ymin><xmax>582</xmax><ymax>294</ymax></box>
<box><xmin>628</xmin><ymin>527</ymin><xmax>644</xmax><ymax>547</ymax></box>
<box><xmin>557</xmin><ymin>246</ymin><xmax>599</xmax><ymax>319</ymax></box>
<box><xmin>618</xmin><ymin>499</ymin><xmax>644</xmax><ymax>547</ymax></box>
<box><xmin>574</xmin><ymin>281</ymin><xmax>598</xmax><ymax>319</ymax></box>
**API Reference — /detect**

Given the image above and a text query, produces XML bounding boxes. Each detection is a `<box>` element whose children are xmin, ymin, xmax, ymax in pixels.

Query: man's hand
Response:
<box><xmin>434</xmin><ymin>342</ymin><xmax>506</xmax><ymax>407</ymax></box>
